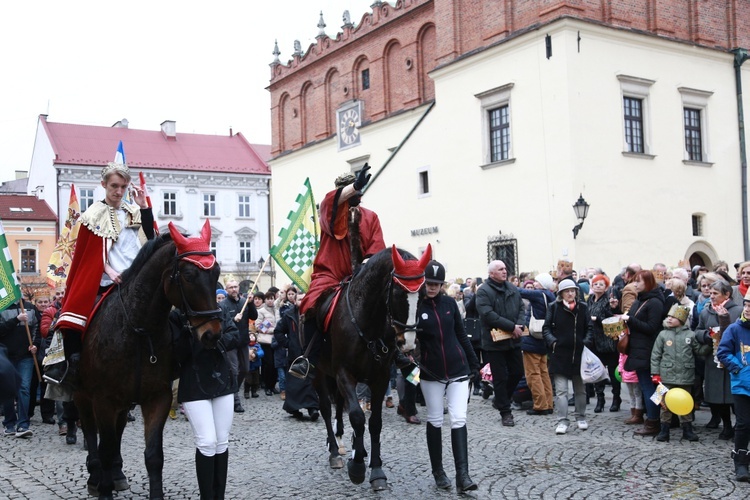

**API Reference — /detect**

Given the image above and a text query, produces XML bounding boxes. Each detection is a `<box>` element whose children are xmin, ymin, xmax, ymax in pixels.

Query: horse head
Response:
<box><xmin>166</xmin><ymin>221</ymin><xmax>223</xmax><ymax>347</ymax></box>
<box><xmin>390</xmin><ymin>243</ymin><xmax>432</xmax><ymax>352</ymax></box>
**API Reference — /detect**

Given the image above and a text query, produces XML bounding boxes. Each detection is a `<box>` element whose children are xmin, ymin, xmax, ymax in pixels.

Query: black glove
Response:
<box><xmin>470</xmin><ymin>365</ymin><xmax>480</xmax><ymax>381</ymax></box>
<box><xmin>353</xmin><ymin>163</ymin><xmax>371</xmax><ymax>191</ymax></box>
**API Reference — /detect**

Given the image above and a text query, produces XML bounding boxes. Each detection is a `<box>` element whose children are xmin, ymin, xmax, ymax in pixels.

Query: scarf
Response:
<box><xmin>739</xmin><ymin>281</ymin><xmax>749</xmax><ymax>298</ymax></box>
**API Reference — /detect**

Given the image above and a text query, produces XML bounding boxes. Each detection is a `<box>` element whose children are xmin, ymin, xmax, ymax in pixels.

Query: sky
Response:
<box><xmin>0</xmin><ymin>0</ymin><xmax>374</xmax><ymax>182</ymax></box>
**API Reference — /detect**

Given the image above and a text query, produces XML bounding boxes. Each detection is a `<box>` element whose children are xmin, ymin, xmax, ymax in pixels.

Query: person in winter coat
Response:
<box><xmin>417</xmin><ymin>260</ymin><xmax>480</xmax><ymax>493</ymax></box>
<box><xmin>619</xmin><ymin>352</ymin><xmax>643</xmax><ymax>425</ymax></box>
<box><xmin>475</xmin><ymin>260</ymin><xmax>525</xmax><ymax>427</ymax></box>
<box><xmin>716</xmin><ymin>290</ymin><xmax>750</xmax><ymax>482</ymax></box>
<box><xmin>587</xmin><ymin>274</ymin><xmax>620</xmax><ymax>413</ymax></box>
<box><xmin>650</xmin><ymin>304</ymin><xmax>701</xmax><ymax>442</ymax></box>
<box><xmin>542</xmin><ymin>279</ymin><xmax>593</xmax><ymax>435</ymax></box>
<box><xmin>171</xmin><ymin>304</ymin><xmax>244</xmax><ymax>500</ymax></box>
<box><xmin>621</xmin><ymin>270</ymin><xmax>666</xmax><ymax>437</ymax></box>
<box><xmin>518</xmin><ymin>273</ymin><xmax>556</xmax><ymax>416</ymax></box>
<box><xmin>694</xmin><ymin>279</ymin><xmax>741</xmax><ymax>439</ymax></box>
<box><xmin>245</xmin><ymin>333</ymin><xmax>264</xmax><ymax>398</ymax></box>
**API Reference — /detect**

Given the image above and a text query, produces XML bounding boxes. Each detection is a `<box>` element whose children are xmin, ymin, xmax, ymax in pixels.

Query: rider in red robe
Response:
<box><xmin>290</xmin><ymin>165</ymin><xmax>385</xmax><ymax>378</ymax></box>
<box><xmin>49</xmin><ymin>162</ymin><xmax>153</xmax><ymax>386</ymax></box>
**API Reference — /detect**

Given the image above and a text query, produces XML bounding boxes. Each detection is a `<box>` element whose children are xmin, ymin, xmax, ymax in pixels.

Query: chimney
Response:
<box><xmin>161</xmin><ymin>120</ymin><xmax>176</xmax><ymax>139</ymax></box>
<box><xmin>14</xmin><ymin>170</ymin><xmax>28</xmax><ymax>180</ymax></box>
<box><xmin>229</xmin><ymin>127</ymin><xmax>233</xmax><ymax>137</ymax></box>
<box><xmin>112</xmin><ymin>118</ymin><xmax>129</xmax><ymax>128</ymax></box>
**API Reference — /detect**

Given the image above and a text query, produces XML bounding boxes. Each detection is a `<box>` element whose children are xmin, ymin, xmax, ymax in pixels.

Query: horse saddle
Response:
<box><xmin>315</xmin><ymin>280</ymin><xmax>350</xmax><ymax>334</ymax></box>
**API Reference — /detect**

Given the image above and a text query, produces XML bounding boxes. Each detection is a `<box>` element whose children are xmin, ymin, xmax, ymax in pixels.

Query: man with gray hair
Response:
<box><xmin>475</xmin><ymin>260</ymin><xmax>525</xmax><ymax>427</ymax></box>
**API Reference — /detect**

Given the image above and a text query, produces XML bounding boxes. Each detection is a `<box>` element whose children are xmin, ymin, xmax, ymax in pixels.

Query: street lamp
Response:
<box><xmin>258</xmin><ymin>256</ymin><xmax>265</xmax><ymax>269</ymax></box>
<box><xmin>572</xmin><ymin>194</ymin><xmax>590</xmax><ymax>239</ymax></box>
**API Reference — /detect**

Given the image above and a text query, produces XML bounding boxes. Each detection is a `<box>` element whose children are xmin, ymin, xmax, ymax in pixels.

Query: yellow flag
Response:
<box><xmin>47</xmin><ymin>185</ymin><xmax>81</xmax><ymax>288</ymax></box>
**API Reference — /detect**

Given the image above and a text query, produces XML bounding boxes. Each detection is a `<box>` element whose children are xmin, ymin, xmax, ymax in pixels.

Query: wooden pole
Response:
<box><xmin>18</xmin><ymin>300</ymin><xmax>42</xmax><ymax>382</ymax></box>
<box><xmin>236</xmin><ymin>255</ymin><xmax>271</xmax><ymax>320</ymax></box>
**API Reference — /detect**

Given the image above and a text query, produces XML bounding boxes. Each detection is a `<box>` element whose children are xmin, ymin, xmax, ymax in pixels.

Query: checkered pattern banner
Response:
<box><xmin>270</xmin><ymin>178</ymin><xmax>319</xmax><ymax>292</ymax></box>
<box><xmin>0</xmin><ymin>219</ymin><xmax>22</xmax><ymax>312</ymax></box>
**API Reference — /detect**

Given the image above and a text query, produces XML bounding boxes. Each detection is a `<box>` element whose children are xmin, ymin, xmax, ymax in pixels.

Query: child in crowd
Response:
<box><xmin>246</xmin><ymin>333</ymin><xmax>264</xmax><ymax>398</ymax></box>
<box><xmin>650</xmin><ymin>304</ymin><xmax>701</xmax><ymax>442</ymax></box>
<box><xmin>619</xmin><ymin>352</ymin><xmax>643</xmax><ymax>425</ymax></box>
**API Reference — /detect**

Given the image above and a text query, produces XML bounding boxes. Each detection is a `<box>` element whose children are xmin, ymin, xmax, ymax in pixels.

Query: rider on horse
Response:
<box><xmin>51</xmin><ymin>161</ymin><xmax>154</xmax><ymax>386</ymax></box>
<box><xmin>289</xmin><ymin>165</ymin><xmax>395</xmax><ymax>379</ymax></box>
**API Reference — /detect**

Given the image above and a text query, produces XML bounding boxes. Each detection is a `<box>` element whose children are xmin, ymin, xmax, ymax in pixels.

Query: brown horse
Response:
<box><xmin>314</xmin><ymin>244</ymin><xmax>431</xmax><ymax>491</ymax></box>
<box><xmin>74</xmin><ymin>221</ymin><xmax>222</xmax><ymax>500</ymax></box>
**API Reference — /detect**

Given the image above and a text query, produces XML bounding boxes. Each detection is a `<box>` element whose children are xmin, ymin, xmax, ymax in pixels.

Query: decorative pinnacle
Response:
<box><xmin>317</xmin><ymin>11</ymin><xmax>326</xmax><ymax>37</ymax></box>
<box><xmin>272</xmin><ymin>39</ymin><xmax>280</xmax><ymax>64</ymax></box>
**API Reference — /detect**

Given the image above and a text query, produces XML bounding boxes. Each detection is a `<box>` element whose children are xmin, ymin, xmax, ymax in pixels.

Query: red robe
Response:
<box><xmin>300</xmin><ymin>189</ymin><xmax>385</xmax><ymax>315</ymax></box>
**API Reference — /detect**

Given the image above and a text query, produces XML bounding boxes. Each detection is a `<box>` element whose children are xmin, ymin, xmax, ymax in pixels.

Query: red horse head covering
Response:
<box><xmin>168</xmin><ymin>220</ymin><xmax>216</xmax><ymax>270</ymax></box>
<box><xmin>391</xmin><ymin>244</ymin><xmax>432</xmax><ymax>292</ymax></box>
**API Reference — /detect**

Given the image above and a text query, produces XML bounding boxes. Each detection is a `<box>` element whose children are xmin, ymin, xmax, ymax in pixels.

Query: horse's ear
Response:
<box><xmin>391</xmin><ymin>245</ymin><xmax>406</xmax><ymax>269</ymax></box>
<box><xmin>168</xmin><ymin>222</ymin><xmax>188</xmax><ymax>247</ymax></box>
<box><xmin>417</xmin><ymin>244</ymin><xmax>432</xmax><ymax>269</ymax></box>
<box><xmin>199</xmin><ymin>220</ymin><xmax>212</xmax><ymax>243</ymax></box>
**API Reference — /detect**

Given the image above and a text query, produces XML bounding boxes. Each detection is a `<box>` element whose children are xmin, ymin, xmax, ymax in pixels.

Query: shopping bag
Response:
<box><xmin>580</xmin><ymin>346</ymin><xmax>609</xmax><ymax>383</ymax></box>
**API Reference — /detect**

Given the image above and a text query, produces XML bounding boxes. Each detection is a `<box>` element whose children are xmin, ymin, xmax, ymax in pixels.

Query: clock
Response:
<box><xmin>337</xmin><ymin>103</ymin><xmax>362</xmax><ymax>150</ymax></box>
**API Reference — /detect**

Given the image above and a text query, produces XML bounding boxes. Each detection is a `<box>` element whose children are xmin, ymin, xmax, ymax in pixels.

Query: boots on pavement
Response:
<box><xmin>426</xmin><ymin>423</ymin><xmax>450</xmax><ymax>489</ymax></box>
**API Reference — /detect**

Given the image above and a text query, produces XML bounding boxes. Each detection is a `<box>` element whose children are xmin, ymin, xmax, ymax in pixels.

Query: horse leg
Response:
<box><xmin>335</xmin><ymin>387</ymin><xmax>346</xmax><ymax>456</ymax></box>
<box><xmin>74</xmin><ymin>393</ymin><xmax>101</xmax><ymax>497</ymax></box>
<box><xmin>111</xmin><ymin>410</ymin><xmax>129</xmax><ymax>492</ymax></box>
<box><xmin>93</xmin><ymin>405</ymin><xmax>120</xmax><ymax>500</ymax></box>
<box><xmin>368</xmin><ymin>378</ymin><xmax>388</xmax><ymax>491</ymax></box>
<box><xmin>336</xmin><ymin>369</ymin><xmax>367</xmax><ymax>484</ymax></box>
<box><xmin>315</xmin><ymin>375</ymin><xmax>343</xmax><ymax>469</ymax></box>
<box><xmin>142</xmin><ymin>391</ymin><xmax>171</xmax><ymax>500</ymax></box>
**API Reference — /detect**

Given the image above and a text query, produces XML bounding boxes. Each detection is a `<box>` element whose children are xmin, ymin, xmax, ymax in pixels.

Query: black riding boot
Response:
<box><xmin>195</xmin><ymin>450</ymin><xmax>215</xmax><ymax>500</ymax></box>
<box><xmin>594</xmin><ymin>394</ymin><xmax>605</xmax><ymax>414</ymax></box>
<box><xmin>682</xmin><ymin>422</ymin><xmax>699</xmax><ymax>442</ymax></box>
<box><xmin>656</xmin><ymin>423</ymin><xmax>670</xmax><ymax>442</ymax></box>
<box><xmin>451</xmin><ymin>426</ymin><xmax>477</xmax><ymax>492</ymax></box>
<box><xmin>289</xmin><ymin>319</ymin><xmax>320</xmax><ymax>379</ymax></box>
<box><xmin>733</xmin><ymin>449</ymin><xmax>750</xmax><ymax>482</ymax></box>
<box><xmin>610</xmin><ymin>393</ymin><xmax>622</xmax><ymax>412</ymax></box>
<box><xmin>426</xmin><ymin>424</ymin><xmax>450</xmax><ymax>489</ymax></box>
<box><xmin>61</xmin><ymin>329</ymin><xmax>82</xmax><ymax>388</ymax></box>
<box><xmin>213</xmin><ymin>450</ymin><xmax>229</xmax><ymax>499</ymax></box>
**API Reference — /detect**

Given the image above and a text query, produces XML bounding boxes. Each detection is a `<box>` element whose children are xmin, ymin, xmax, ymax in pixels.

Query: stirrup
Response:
<box><xmin>288</xmin><ymin>356</ymin><xmax>311</xmax><ymax>379</ymax></box>
<box><xmin>43</xmin><ymin>362</ymin><xmax>69</xmax><ymax>385</ymax></box>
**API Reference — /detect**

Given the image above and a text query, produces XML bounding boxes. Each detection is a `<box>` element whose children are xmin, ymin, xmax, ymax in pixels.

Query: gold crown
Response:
<box><xmin>334</xmin><ymin>173</ymin><xmax>355</xmax><ymax>188</ymax></box>
<box><xmin>667</xmin><ymin>304</ymin><xmax>690</xmax><ymax>324</ymax></box>
<box><xmin>101</xmin><ymin>162</ymin><xmax>131</xmax><ymax>182</ymax></box>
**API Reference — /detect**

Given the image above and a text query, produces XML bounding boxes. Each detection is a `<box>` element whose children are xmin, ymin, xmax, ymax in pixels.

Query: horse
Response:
<box><xmin>313</xmin><ymin>243</ymin><xmax>432</xmax><ymax>491</ymax></box>
<box><xmin>74</xmin><ymin>221</ymin><xmax>222</xmax><ymax>500</ymax></box>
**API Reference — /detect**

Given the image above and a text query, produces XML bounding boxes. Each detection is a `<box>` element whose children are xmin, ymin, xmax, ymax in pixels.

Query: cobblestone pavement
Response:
<box><xmin>0</xmin><ymin>389</ymin><xmax>746</xmax><ymax>499</ymax></box>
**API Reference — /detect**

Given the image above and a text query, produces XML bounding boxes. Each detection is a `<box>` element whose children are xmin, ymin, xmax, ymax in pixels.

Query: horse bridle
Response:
<box><xmin>345</xmin><ymin>269</ymin><xmax>424</xmax><ymax>363</ymax></box>
<box><xmin>169</xmin><ymin>250</ymin><xmax>223</xmax><ymax>324</ymax></box>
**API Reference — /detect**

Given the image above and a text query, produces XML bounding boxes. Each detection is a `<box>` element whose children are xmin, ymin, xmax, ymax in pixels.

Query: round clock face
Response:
<box><xmin>339</xmin><ymin>108</ymin><xmax>360</xmax><ymax>145</ymax></box>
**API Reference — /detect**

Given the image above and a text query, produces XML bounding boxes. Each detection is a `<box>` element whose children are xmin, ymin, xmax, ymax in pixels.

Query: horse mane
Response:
<box><xmin>119</xmin><ymin>233</ymin><xmax>175</xmax><ymax>285</ymax></box>
<box><xmin>358</xmin><ymin>246</ymin><xmax>416</xmax><ymax>279</ymax></box>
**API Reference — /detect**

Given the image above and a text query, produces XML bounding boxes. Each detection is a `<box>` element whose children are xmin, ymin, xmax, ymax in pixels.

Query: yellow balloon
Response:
<box><xmin>664</xmin><ymin>387</ymin><xmax>694</xmax><ymax>416</ymax></box>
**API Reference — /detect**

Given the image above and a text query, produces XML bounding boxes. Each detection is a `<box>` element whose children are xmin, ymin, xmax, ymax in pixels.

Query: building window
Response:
<box><xmin>239</xmin><ymin>241</ymin><xmax>252</xmax><ymax>263</ymax></box>
<box><xmin>203</xmin><ymin>193</ymin><xmax>216</xmax><ymax>217</ymax></box>
<box><xmin>417</xmin><ymin>166</ymin><xmax>431</xmax><ymax>198</ymax></box>
<box><xmin>623</xmin><ymin>97</ymin><xmax>644</xmax><ymax>153</ymax></box>
<box><xmin>80</xmin><ymin>188</ymin><xmax>95</xmax><ymax>212</ymax></box>
<box><xmin>238</xmin><ymin>195</ymin><xmax>251</xmax><ymax>218</ymax></box>
<box><xmin>617</xmin><ymin>75</ymin><xmax>654</xmax><ymax>156</ymax></box>
<box><xmin>163</xmin><ymin>192</ymin><xmax>177</xmax><ymax>216</ymax></box>
<box><xmin>476</xmin><ymin>83</ymin><xmax>514</xmax><ymax>168</ymax></box>
<box><xmin>487</xmin><ymin>234</ymin><xmax>518</xmax><ymax>277</ymax></box>
<box><xmin>692</xmin><ymin>214</ymin><xmax>704</xmax><ymax>237</ymax></box>
<box><xmin>361</xmin><ymin>69</ymin><xmax>370</xmax><ymax>90</ymax></box>
<box><xmin>489</xmin><ymin>106</ymin><xmax>510</xmax><ymax>162</ymax></box>
<box><xmin>210</xmin><ymin>240</ymin><xmax>217</xmax><ymax>257</ymax></box>
<box><xmin>679</xmin><ymin>87</ymin><xmax>713</xmax><ymax>164</ymax></box>
<box><xmin>21</xmin><ymin>249</ymin><xmax>36</xmax><ymax>273</ymax></box>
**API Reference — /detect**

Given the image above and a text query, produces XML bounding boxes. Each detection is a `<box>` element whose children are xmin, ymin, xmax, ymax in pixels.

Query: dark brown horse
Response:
<box><xmin>314</xmin><ymin>244</ymin><xmax>431</xmax><ymax>491</ymax></box>
<box><xmin>74</xmin><ymin>221</ymin><xmax>222</xmax><ymax>500</ymax></box>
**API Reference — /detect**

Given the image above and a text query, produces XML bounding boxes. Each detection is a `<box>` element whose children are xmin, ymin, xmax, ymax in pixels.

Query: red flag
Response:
<box><xmin>139</xmin><ymin>172</ymin><xmax>160</xmax><ymax>236</ymax></box>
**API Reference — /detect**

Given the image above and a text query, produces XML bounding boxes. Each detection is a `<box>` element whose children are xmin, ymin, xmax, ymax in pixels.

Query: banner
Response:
<box><xmin>47</xmin><ymin>185</ymin><xmax>81</xmax><ymax>288</ymax></box>
<box><xmin>270</xmin><ymin>178</ymin><xmax>320</xmax><ymax>292</ymax></box>
<box><xmin>0</xmin><ymin>219</ymin><xmax>22</xmax><ymax>311</ymax></box>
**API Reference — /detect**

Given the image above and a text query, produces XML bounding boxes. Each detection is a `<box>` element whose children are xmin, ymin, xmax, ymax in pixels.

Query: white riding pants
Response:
<box><xmin>182</xmin><ymin>394</ymin><xmax>234</xmax><ymax>456</ymax></box>
<box><xmin>421</xmin><ymin>378</ymin><xmax>469</xmax><ymax>429</ymax></box>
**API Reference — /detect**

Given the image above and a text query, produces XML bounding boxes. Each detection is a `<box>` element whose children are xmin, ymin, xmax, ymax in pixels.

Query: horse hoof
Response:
<box><xmin>371</xmin><ymin>478</ymin><xmax>388</xmax><ymax>491</ymax></box>
<box><xmin>98</xmin><ymin>494</ymin><xmax>114</xmax><ymax>500</ymax></box>
<box><xmin>113</xmin><ymin>478</ymin><xmax>129</xmax><ymax>491</ymax></box>
<box><xmin>87</xmin><ymin>484</ymin><xmax>98</xmax><ymax>497</ymax></box>
<box><xmin>329</xmin><ymin>456</ymin><xmax>344</xmax><ymax>469</ymax></box>
<box><xmin>338</xmin><ymin>445</ymin><xmax>346</xmax><ymax>455</ymax></box>
<box><xmin>347</xmin><ymin>459</ymin><xmax>367</xmax><ymax>484</ymax></box>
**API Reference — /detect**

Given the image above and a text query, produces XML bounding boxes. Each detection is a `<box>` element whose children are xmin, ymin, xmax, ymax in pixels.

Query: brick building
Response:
<box><xmin>268</xmin><ymin>0</ymin><xmax>750</xmax><ymax>278</ymax></box>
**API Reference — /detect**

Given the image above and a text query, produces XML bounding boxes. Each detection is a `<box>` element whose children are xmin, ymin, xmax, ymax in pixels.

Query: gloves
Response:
<box><xmin>353</xmin><ymin>163</ymin><xmax>372</xmax><ymax>191</ymax></box>
<box><xmin>651</xmin><ymin>374</ymin><xmax>661</xmax><ymax>385</ymax></box>
<box><xmin>470</xmin><ymin>365</ymin><xmax>480</xmax><ymax>381</ymax></box>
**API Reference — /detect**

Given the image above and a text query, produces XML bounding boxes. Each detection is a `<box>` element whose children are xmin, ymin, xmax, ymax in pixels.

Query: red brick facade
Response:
<box><xmin>268</xmin><ymin>0</ymin><xmax>749</xmax><ymax>157</ymax></box>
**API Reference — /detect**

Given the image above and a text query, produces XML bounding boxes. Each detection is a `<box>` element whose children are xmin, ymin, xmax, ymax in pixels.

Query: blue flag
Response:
<box><xmin>114</xmin><ymin>140</ymin><xmax>126</xmax><ymax>164</ymax></box>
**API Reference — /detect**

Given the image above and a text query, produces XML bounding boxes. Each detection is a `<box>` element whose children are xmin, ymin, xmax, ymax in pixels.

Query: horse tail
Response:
<box><xmin>348</xmin><ymin>207</ymin><xmax>363</xmax><ymax>273</ymax></box>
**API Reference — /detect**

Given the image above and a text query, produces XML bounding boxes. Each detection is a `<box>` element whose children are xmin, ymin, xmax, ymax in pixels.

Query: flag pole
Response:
<box><xmin>235</xmin><ymin>254</ymin><xmax>271</xmax><ymax>320</ymax></box>
<box><xmin>18</xmin><ymin>300</ymin><xmax>41</xmax><ymax>381</ymax></box>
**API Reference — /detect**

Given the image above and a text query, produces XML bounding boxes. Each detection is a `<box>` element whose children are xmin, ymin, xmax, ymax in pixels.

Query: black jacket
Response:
<box><xmin>542</xmin><ymin>300</ymin><xmax>593</xmax><ymax>378</ymax></box>
<box><xmin>0</xmin><ymin>301</ymin><xmax>41</xmax><ymax>362</ymax></box>
<box><xmin>475</xmin><ymin>278</ymin><xmax>525</xmax><ymax>352</ymax></box>
<box><xmin>218</xmin><ymin>294</ymin><xmax>258</xmax><ymax>348</ymax></box>
<box><xmin>416</xmin><ymin>293</ymin><xmax>479</xmax><ymax>381</ymax></box>
<box><xmin>172</xmin><ymin>308</ymin><xmax>243</xmax><ymax>403</ymax></box>
<box><xmin>274</xmin><ymin>305</ymin><xmax>303</xmax><ymax>366</ymax></box>
<box><xmin>623</xmin><ymin>288</ymin><xmax>665</xmax><ymax>372</ymax></box>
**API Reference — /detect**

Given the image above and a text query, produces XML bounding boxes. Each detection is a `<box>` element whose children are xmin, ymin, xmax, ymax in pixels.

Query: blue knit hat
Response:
<box><xmin>216</xmin><ymin>289</ymin><xmax>227</xmax><ymax>297</ymax></box>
